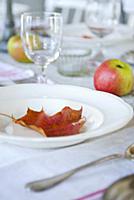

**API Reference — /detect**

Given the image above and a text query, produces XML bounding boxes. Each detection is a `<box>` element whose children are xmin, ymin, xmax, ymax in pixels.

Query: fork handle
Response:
<box><xmin>26</xmin><ymin>154</ymin><xmax>123</xmax><ymax>192</ymax></box>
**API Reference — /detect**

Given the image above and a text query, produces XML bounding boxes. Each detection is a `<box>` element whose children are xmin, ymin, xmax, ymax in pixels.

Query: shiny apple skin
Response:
<box><xmin>94</xmin><ymin>59</ymin><xmax>134</xmax><ymax>96</ymax></box>
<box><xmin>7</xmin><ymin>35</ymin><xmax>31</xmax><ymax>63</ymax></box>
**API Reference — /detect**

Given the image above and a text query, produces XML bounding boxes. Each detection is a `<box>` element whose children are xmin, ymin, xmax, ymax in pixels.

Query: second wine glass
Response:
<box><xmin>21</xmin><ymin>11</ymin><xmax>63</xmax><ymax>83</ymax></box>
<box><xmin>85</xmin><ymin>0</ymin><xmax>121</xmax><ymax>63</ymax></box>
<box><xmin>85</xmin><ymin>0</ymin><xmax>121</xmax><ymax>37</ymax></box>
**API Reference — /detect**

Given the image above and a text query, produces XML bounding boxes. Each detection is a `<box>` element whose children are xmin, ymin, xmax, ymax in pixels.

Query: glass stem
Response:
<box><xmin>97</xmin><ymin>41</ymin><xmax>105</xmax><ymax>62</ymax></box>
<box><xmin>37</xmin><ymin>63</ymin><xmax>48</xmax><ymax>83</ymax></box>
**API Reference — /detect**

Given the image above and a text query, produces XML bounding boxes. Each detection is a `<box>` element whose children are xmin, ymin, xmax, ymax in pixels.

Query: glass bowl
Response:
<box><xmin>56</xmin><ymin>47</ymin><xmax>92</xmax><ymax>77</ymax></box>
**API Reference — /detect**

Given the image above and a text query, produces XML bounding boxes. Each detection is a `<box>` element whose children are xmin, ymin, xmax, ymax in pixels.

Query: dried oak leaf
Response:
<box><xmin>13</xmin><ymin>106</ymin><xmax>86</xmax><ymax>137</ymax></box>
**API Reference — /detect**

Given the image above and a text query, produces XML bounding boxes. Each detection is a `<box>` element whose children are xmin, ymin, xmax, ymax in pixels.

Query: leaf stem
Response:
<box><xmin>0</xmin><ymin>112</ymin><xmax>13</xmax><ymax>119</ymax></box>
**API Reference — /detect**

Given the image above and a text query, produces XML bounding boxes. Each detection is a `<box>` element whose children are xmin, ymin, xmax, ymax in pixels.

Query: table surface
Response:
<box><xmin>0</xmin><ymin>23</ymin><xmax>134</xmax><ymax>200</ymax></box>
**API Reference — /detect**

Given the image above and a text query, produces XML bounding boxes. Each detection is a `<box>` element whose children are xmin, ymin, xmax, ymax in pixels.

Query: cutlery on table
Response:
<box><xmin>26</xmin><ymin>143</ymin><xmax>134</xmax><ymax>192</ymax></box>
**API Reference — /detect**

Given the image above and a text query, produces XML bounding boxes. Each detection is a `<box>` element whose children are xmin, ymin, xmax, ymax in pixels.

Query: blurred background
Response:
<box><xmin>4</xmin><ymin>0</ymin><xmax>134</xmax><ymax>25</ymax></box>
<box><xmin>13</xmin><ymin>0</ymin><xmax>44</xmax><ymax>11</ymax></box>
<box><xmin>0</xmin><ymin>0</ymin><xmax>134</xmax><ymax>60</ymax></box>
<box><xmin>0</xmin><ymin>0</ymin><xmax>134</xmax><ymax>26</ymax></box>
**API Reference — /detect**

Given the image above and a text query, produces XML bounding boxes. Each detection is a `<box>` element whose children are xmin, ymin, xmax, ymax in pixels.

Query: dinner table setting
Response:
<box><xmin>0</xmin><ymin>0</ymin><xmax>134</xmax><ymax>200</ymax></box>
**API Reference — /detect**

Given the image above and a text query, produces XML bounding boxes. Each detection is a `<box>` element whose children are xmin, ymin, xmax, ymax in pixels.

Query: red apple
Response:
<box><xmin>94</xmin><ymin>59</ymin><xmax>134</xmax><ymax>96</ymax></box>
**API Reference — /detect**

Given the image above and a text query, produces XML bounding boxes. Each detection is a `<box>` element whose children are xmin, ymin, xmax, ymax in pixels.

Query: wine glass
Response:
<box><xmin>85</xmin><ymin>0</ymin><xmax>121</xmax><ymax>62</ymax></box>
<box><xmin>20</xmin><ymin>12</ymin><xmax>63</xmax><ymax>83</ymax></box>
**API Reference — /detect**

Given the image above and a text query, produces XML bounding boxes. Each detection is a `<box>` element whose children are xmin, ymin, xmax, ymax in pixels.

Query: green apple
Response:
<box><xmin>94</xmin><ymin>59</ymin><xmax>134</xmax><ymax>96</ymax></box>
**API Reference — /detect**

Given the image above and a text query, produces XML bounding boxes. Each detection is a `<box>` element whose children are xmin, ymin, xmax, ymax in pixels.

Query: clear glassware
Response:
<box><xmin>85</xmin><ymin>0</ymin><xmax>121</xmax><ymax>61</ymax></box>
<box><xmin>21</xmin><ymin>12</ymin><xmax>63</xmax><ymax>83</ymax></box>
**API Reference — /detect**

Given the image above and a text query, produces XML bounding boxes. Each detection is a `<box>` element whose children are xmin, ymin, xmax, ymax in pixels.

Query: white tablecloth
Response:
<box><xmin>0</xmin><ymin>121</ymin><xmax>133</xmax><ymax>200</ymax></box>
<box><xmin>0</xmin><ymin>23</ymin><xmax>134</xmax><ymax>199</ymax></box>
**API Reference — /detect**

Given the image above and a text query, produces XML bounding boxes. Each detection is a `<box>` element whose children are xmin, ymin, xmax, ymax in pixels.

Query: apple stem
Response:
<box><xmin>116</xmin><ymin>65</ymin><xmax>123</xmax><ymax>69</ymax></box>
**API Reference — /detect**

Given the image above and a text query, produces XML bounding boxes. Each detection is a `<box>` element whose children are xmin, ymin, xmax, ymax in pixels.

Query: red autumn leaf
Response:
<box><xmin>13</xmin><ymin>106</ymin><xmax>86</xmax><ymax>137</ymax></box>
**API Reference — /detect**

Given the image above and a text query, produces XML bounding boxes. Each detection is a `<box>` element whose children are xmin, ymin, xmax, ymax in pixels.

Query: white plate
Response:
<box><xmin>0</xmin><ymin>84</ymin><xmax>133</xmax><ymax>148</ymax></box>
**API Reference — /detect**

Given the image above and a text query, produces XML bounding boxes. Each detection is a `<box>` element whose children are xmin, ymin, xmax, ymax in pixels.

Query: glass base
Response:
<box><xmin>34</xmin><ymin>74</ymin><xmax>54</xmax><ymax>84</ymax></box>
<box><xmin>37</xmin><ymin>75</ymin><xmax>47</xmax><ymax>83</ymax></box>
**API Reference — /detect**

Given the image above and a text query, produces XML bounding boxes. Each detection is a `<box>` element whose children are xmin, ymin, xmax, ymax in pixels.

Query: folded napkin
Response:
<box><xmin>0</xmin><ymin>59</ymin><xmax>54</xmax><ymax>85</ymax></box>
<box><xmin>0</xmin><ymin>123</ymin><xmax>134</xmax><ymax>200</ymax></box>
<box><xmin>0</xmin><ymin>61</ymin><xmax>34</xmax><ymax>85</ymax></box>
